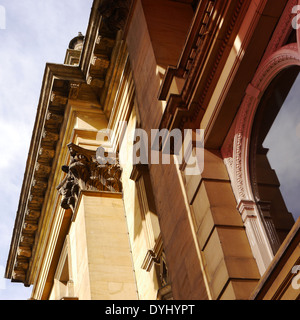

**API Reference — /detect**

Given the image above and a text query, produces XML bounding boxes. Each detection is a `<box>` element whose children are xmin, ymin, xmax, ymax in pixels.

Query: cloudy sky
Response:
<box><xmin>0</xmin><ymin>0</ymin><xmax>92</xmax><ymax>300</ymax></box>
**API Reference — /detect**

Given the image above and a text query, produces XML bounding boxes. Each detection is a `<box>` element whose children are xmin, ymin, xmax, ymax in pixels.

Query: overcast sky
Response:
<box><xmin>0</xmin><ymin>0</ymin><xmax>92</xmax><ymax>300</ymax></box>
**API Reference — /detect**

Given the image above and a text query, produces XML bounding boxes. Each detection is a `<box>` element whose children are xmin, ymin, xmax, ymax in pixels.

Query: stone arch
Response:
<box><xmin>222</xmin><ymin>0</ymin><xmax>300</xmax><ymax>274</ymax></box>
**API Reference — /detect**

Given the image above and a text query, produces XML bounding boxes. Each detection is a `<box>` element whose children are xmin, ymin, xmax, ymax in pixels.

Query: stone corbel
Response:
<box><xmin>98</xmin><ymin>0</ymin><xmax>132</xmax><ymax>32</ymax></box>
<box><xmin>140</xmin><ymin>234</ymin><xmax>173</xmax><ymax>300</ymax></box>
<box><xmin>141</xmin><ymin>234</ymin><xmax>163</xmax><ymax>272</ymax></box>
<box><xmin>57</xmin><ymin>143</ymin><xmax>122</xmax><ymax>211</ymax></box>
<box><xmin>156</xmin><ymin>250</ymin><xmax>173</xmax><ymax>300</ymax></box>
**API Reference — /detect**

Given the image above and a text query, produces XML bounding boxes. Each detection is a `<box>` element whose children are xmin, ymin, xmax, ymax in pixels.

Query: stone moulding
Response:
<box><xmin>5</xmin><ymin>63</ymin><xmax>84</xmax><ymax>285</ymax></box>
<box><xmin>222</xmin><ymin>0</ymin><xmax>300</xmax><ymax>275</ymax></box>
<box><xmin>99</xmin><ymin>0</ymin><xmax>132</xmax><ymax>32</ymax></box>
<box><xmin>5</xmin><ymin>0</ymin><xmax>132</xmax><ymax>286</ymax></box>
<box><xmin>57</xmin><ymin>143</ymin><xmax>123</xmax><ymax>212</ymax></box>
<box><xmin>158</xmin><ymin>0</ymin><xmax>246</xmax><ymax>132</ymax></box>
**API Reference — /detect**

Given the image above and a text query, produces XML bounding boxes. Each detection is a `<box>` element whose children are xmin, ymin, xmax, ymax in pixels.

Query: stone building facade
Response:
<box><xmin>5</xmin><ymin>0</ymin><xmax>300</xmax><ymax>300</ymax></box>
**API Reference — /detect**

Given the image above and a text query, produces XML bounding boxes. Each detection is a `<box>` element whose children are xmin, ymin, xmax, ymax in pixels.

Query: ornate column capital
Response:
<box><xmin>98</xmin><ymin>0</ymin><xmax>132</xmax><ymax>32</ymax></box>
<box><xmin>57</xmin><ymin>143</ymin><xmax>122</xmax><ymax>211</ymax></box>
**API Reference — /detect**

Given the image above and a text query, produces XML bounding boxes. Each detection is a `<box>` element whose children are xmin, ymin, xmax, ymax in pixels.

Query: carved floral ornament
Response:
<box><xmin>57</xmin><ymin>143</ymin><xmax>122</xmax><ymax>211</ymax></box>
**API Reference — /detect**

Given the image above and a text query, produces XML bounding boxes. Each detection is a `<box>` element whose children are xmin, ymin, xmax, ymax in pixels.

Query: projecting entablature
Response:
<box><xmin>5</xmin><ymin>0</ymin><xmax>132</xmax><ymax>287</ymax></box>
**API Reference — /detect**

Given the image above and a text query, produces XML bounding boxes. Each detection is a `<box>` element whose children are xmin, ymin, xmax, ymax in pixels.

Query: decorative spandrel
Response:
<box><xmin>57</xmin><ymin>143</ymin><xmax>122</xmax><ymax>211</ymax></box>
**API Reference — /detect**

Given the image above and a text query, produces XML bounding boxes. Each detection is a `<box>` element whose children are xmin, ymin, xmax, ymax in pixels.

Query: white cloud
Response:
<box><xmin>0</xmin><ymin>119</ymin><xmax>31</xmax><ymax>169</ymax></box>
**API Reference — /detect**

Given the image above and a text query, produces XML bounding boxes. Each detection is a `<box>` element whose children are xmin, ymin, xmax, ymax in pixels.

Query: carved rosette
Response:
<box><xmin>57</xmin><ymin>143</ymin><xmax>122</xmax><ymax>211</ymax></box>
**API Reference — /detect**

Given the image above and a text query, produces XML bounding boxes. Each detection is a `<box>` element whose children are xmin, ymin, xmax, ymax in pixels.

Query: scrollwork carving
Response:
<box><xmin>57</xmin><ymin>143</ymin><xmax>122</xmax><ymax>211</ymax></box>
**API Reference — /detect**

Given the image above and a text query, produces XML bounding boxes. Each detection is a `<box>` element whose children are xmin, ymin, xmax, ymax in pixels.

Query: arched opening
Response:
<box><xmin>250</xmin><ymin>66</ymin><xmax>300</xmax><ymax>248</ymax></box>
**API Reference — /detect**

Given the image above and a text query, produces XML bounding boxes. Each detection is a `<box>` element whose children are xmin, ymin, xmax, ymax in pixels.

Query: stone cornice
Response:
<box><xmin>158</xmin><ymin>0</ymin><xmax>250</xmax><ymax>133</ymax></box>
<box><xmin>5</xmin><ymin>63</ymin><xmax>84</xmax><ymax>285</ymax></box>
<box><xmin>158</xmin><ymin>0</ymin><xmax>220</xmax><ymax>129</ymax></box>
<box><xmin>99</xmin><ymin>0</ymin><xmax>132</xmax><ymax>32</ymax></box>
<box><xmin>5</xmin><ymin>0</ymin><xmax>132</xmax><ymax>286</ymax></box>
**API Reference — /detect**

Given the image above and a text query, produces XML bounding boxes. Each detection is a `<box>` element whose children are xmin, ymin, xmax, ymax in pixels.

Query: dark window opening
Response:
<box><xmin>250</xmin><ymin>66</ymin><xmax>300</xmax><ymax>246</ymax></box>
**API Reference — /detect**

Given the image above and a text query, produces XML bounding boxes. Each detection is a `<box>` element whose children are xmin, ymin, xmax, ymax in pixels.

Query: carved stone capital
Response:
<box><xmin>57</xmin><ymin>143</ymin><xmax>122</xmax><ymax>211</ymax></box>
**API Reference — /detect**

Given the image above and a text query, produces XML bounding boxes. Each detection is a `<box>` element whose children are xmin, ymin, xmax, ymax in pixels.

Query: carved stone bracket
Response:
<box><xmin>57</xmin><ymin>143</ymin><xmax>122</xmax><ymax>211</ymax></box>
<box><xmin>140</xmin><ymin>234</ymin><xmax>173</xmax><ymax>300</ymax></box>
<box><xmin>98</xmin><ymin>0</ymin><xmax>132</xmax><ymax>32</ymax></box>
<box><xmin>156</xmin><ymin>250</ymin><xmax>173</xmax><ymax>300</ymax></box>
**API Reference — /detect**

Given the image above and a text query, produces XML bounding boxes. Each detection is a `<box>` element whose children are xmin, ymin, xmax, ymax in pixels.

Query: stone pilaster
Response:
<box><xmin>184</xmin><ymin>149</ymin><xmax>261</xmax><ymax>299</ymax></box>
